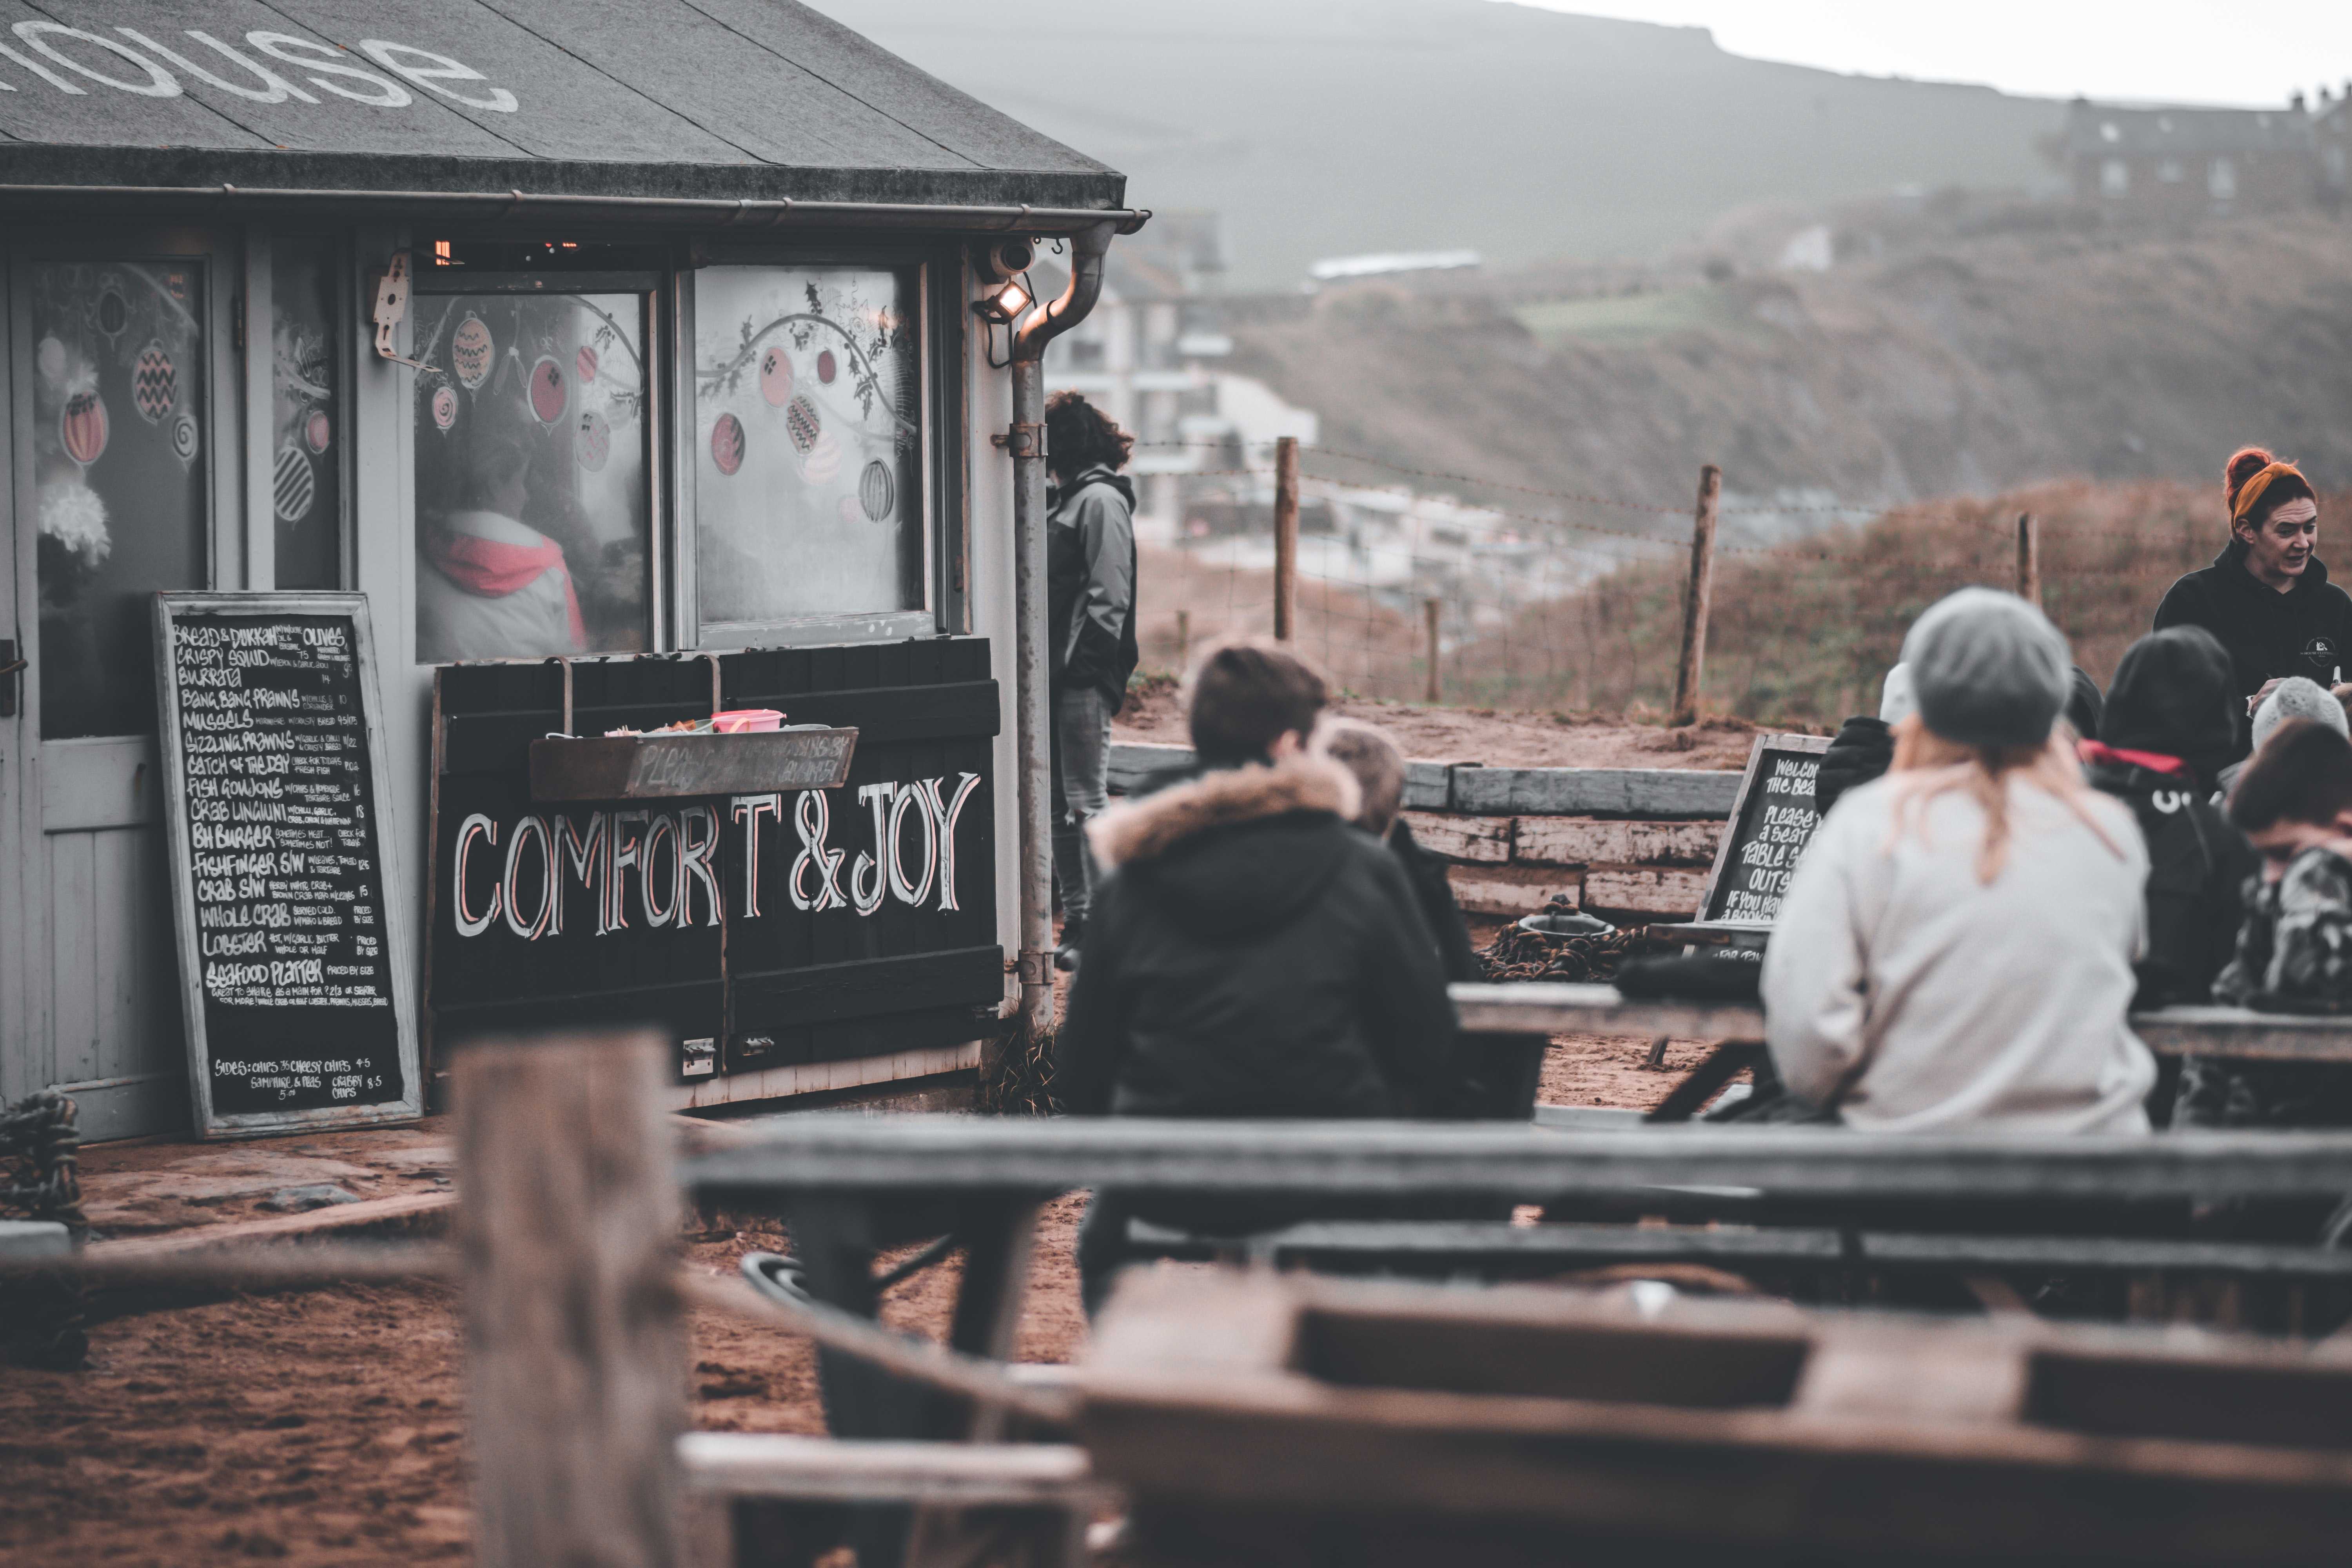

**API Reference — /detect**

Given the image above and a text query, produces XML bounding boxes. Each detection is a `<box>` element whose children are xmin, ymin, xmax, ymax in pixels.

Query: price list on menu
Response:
<box><xmin>162</xmin><ymin>609</ymin><xmax>407</xmax><ymax>1122</ymax></box>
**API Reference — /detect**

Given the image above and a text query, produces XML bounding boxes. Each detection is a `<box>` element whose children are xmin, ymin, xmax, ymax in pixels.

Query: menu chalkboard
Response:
<box><xmin>1697</xmin><ymin>732</ymin><xmax>1835</xmax><ymax>928</ymax></box>
<box><xmin>154</xmin><ymin>593</ymin><xmax>420</xmax><ymax>1139</ymax></box>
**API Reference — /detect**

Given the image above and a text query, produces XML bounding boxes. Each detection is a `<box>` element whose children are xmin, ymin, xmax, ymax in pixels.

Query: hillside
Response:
<box><xmin>805</xmin><ymin>0</ymin><xmax>2063</xmax><ymax>287</ymax></box>
<box><xmin>1226</xmin><ymin>204</ymin><xmax>2352</xmax><ymax>523</ymax></box>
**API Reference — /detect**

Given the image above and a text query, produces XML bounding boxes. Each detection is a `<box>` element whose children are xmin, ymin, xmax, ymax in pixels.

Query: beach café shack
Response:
<box><xmin>0</xmin><ymin>2</ymin><xmax>1141</xmax><ymax>1140</ymax></box>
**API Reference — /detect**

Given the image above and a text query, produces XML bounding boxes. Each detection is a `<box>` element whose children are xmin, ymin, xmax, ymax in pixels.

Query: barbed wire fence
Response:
<box><xmin>1127</xmin><ymin>439</ymin><xmax>2267</xmax><ymax>730</ymax></box>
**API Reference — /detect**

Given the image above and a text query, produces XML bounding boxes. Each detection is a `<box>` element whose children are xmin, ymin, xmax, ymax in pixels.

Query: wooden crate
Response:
<box><xmin>1079</xmin><ymin>1270</ymin><xmax>2352</xmax><ymax>1567</ymax></box>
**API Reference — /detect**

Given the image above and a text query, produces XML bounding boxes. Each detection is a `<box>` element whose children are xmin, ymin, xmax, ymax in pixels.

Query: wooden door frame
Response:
<box><xmin>2</xmin><ymin>224</ymin><xmax>246</xmax><ymax>1132</ymax></box>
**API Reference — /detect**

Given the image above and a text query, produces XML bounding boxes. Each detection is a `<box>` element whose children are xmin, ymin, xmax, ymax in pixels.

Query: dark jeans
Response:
<box><xmin>1050</xmin><ymin>683</ymin><xmax>1112</xmax><ymax>927</ymax></box>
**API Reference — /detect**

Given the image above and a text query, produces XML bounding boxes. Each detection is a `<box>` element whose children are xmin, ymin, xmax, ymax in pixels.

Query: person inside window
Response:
<box><xmin>1043</xmin><ymin>391</ymin><xmax>1140</xmax><ymax>971</ymax></box>
<box><xmin>417</xmin><ymin>430</ymin><xmax>584</xmax><ymax>664</ymax></box>
<box><xmin>2154</xmin><ymin>446</ymin><xmax>2351</xmax><ymax>761</ymax></box>
<box><xmin>1763</xmin><ymin>589</ymin><xmax>2155</xmax><ymax>1132</ymax></box>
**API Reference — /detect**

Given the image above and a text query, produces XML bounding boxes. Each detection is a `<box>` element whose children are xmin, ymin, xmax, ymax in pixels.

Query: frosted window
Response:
<box><xmin>693</xmin><ymin>265</ymin><xmax>923</xmax><ymax>630</ymax></box>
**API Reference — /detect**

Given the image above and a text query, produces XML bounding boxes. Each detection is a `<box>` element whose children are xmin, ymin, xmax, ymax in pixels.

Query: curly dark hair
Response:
<box><xmin>1044</xmin><ymin>390</ymin><xmax>1133</xmax><ymax>478</ymax></box>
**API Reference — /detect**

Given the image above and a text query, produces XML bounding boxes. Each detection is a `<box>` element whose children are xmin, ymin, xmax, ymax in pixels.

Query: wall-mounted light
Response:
<box><xmin>971</xmin><ymin>276</ymin><xmax>1032</xmax><ymax>327</ymax></box>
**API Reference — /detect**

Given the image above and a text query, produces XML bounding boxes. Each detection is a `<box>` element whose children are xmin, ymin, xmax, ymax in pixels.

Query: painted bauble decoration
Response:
<box><xmin>815</xmin><ymin>348</ymin><xmax>837</xmax><ymax>385</ymax></box>
<box><xmin>575</xmin><ymin>343</ymin><xmax>599</xmax><ymax>384</ymax></box>
<box><xmin>575</xmin><ymin>409</ymin><xmax>610</xmax><ymax>474</ymax></box>
<box><xmin>305</xmin><ymin>410</ymin><xmax>332</xmax><ymax>454</ymax></box>
<box><xmin>273</xmin><ymin>444</ymin><xmax>315</xmax><ymax>523</ymax></box>
<box><xmin>171</xmin><ymin>412</ymin><xmax>200</xmax><ymax>463</ymax></box>
<box><xmin>96</xmin><ymin>289</ymin><xmax>127</xmax><ymax>339</ymax></box>
<box><xmin>60</xmin><ymin>390</ymin><xmax>109</xmax><ymax>466</ymax></box>
<box><xmin>759</xmin><ymin>345</ymin><xmax>793</xmax><ymax>407</ymax></box>
<box><xmin>431</xmin><ymin>385</ymin><xmax>459</xmax><ymax>432</ymax></box>
<box><xmin>839</xmin><ymin>495</ymin><xmax>864</xmax><ymax>524</ymax></box>
<box><xmin>800</xmin><ymin>429</ymin><xmax>841</xmax><ymax>483</ymax></box>
<box><xmin>784</xmin><ymin>393</ymin><xmax>820</xmax><ymax>454</ymax></box>
<box><xmin>710</xmin><ymin>412</ymin><xmax>745</xmax><ymax>477</ymax></box>
<box><xmin>35</xmin><ymin>336</ymin><xmax>65</xmax><ymax>385</ymax></box>
<box><xmin>859</xmin><ymin>459</ymin><xmax>895</xmax><ymax>521</ymax></box>
<box><xmin>528</xmin><ymin>357</ymin><xmax>567</xmax><ymax>425</ymax></box>
<box><xmin>451</xmin><ymin>314</ymin><xmax>493</xmax><ymax>389</ymax></box>
<box><xmin>132</xmin><ymin>341</ymin><xmax>176</xmax><ymax>423</ymax></box>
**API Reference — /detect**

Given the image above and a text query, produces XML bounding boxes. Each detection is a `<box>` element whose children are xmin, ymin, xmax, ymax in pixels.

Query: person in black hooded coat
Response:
<box><xmin>2082</xmin><ymin>625</ymin><xmax>2256</xmax><ymax>1011</ymax></box>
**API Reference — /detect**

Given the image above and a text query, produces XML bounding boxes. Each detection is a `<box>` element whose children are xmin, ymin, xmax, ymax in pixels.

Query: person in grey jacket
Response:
<box><xmin>1044</xmin><ymin>392</ymin><xmax>1141</xmax><ymax>971</ymax></box>
<box><xmin>1762</xmin><ymin>589</ymin><xmax>2155</xmax><ymax>1132</ymax></box>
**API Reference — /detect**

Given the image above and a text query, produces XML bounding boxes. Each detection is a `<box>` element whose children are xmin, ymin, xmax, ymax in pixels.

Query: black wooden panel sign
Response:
<box><xmin>428</xmin><ymin>639</ymin><xmax>1001</xmax><ymax>1082</ymax></box>
<box><xmin>153</xmin><ymin>593</ymin><xmax>422</xmax><ymax>1139</ymax></box>
<box><xmin>1697</xmin><ymin>732</ymin><xmax>1835</xmax><ymax>927</ymax></box>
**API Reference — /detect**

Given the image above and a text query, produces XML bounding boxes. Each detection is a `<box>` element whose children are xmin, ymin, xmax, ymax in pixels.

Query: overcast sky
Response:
<box><xmin>1513</xmin><ymin>2</ymin><xmax>2352</xmax><ymax>107</ymax></box>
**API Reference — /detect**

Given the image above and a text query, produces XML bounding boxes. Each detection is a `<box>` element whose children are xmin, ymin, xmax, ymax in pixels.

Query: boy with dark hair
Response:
<box><xmin>1323</xmin><ymin>718</ymin><xmax>1480</xmax><ymax>984</ymax></box>
<box><xmin>1057</xmin><ymin>638</ymin><xmax>1461</xmax><ymax>1311</ymax></box>
<box><xmin>2176</xmin><ymin>717</ymin><xmax>2352</xmax><ymax>1129</ymax></box>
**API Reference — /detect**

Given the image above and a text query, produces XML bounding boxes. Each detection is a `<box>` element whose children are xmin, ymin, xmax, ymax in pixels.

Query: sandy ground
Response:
<box><xmin>1114</xmin><ymin>676</ymin><xmax>1771</xmax><ymax>772</ymax></box>
<box><xmin>3</xmin><ymin>1033</ymin><xmax>1692</xmax><ymax>1565</ymax></box>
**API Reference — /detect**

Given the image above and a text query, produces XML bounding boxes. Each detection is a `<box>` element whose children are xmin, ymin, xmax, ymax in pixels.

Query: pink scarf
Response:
<box><xmin>425</xmin><ymin>528</ymin><xmax>586</xmax><ymax>649</ymax></box>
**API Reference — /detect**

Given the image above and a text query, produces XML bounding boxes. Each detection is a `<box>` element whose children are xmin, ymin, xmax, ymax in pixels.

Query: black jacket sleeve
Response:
<box><xmin>2152</xmin><ymin>574</ymin><xmax>2205</xmax><ymax>634</ymax></box>
<box><xmin>1354</xmin><ymin>846</ymin><xmax>1465</xmax><ymax>1118</ymax></box>
<box><xmin>1053</xmin><ymin>869</ymin><xmax>1133</xmax><ymax>1116</ymax></box>
<box><xmin>1388</xmin><ymin>821</ymin><xmax>1483</xmax><ymax>984</ymax></box>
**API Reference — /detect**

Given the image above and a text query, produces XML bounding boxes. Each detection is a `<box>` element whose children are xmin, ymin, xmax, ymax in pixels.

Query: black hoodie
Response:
<box><xmin>2087</xmin><ymin>626</ymin><xmax>2258</xmax><ymax>1007</ymax></box>
<box><xmin>2154</xmin><ymin>539</ymin><xmax>2352</xmax><ymax>758</ymax></box>
<box><xmin>1056</xmin><ymin>754</ymin><xmax>1461</xmax><ymax>1119</ymax></box>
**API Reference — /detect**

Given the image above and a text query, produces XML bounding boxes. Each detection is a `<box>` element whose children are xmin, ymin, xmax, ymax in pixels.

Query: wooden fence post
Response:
<box><xmin>2017</xmin><ymin>513</ymin><xmax>2041</xmax><ymax>607</ymax></box>
<box><xmin>455</xmin><ymin>1028</ymin><xmax>687</xmax><ymax>1568</ymax></box>
<box><xmin>1670</xmin><ymin>464</ymin><xmax>1722</xmax><ymax>728</ymax></box>
<box><xmin>1272</xmin><ymin>436</ymin><xmax>1299</xmax><ymax>642</ymax></box>
<box><xmin>1424</xmin><ymin>597</ymin><xmax>1443</xmax><ymax>704</ymax></box>
<box><xmin>1175</xmin><ymin>607</ymin><xmax>1191</xmax><ymax>673</ymax></box>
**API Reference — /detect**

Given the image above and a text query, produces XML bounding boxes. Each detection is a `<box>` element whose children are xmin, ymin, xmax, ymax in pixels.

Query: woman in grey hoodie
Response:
<box><xmin>1762</xmin><ymin>589</ymin><xmax>2155</xmax><ymax>1132</ymax></box>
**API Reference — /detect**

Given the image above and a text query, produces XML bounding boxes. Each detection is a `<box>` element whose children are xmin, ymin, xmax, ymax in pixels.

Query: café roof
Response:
<box><xmin>0</xmin><ymin>1</ymin><xmax>1126</xmax><ymax>217</ymax></box>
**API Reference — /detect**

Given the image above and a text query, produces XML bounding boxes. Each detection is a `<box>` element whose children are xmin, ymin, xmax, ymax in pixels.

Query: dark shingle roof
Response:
<box><xmin>2064</xmin><ymin>102</ymin><xmax>2314</xmax><ymax>159</ymax></box>
<box><xmin>0</xmin><ymin>1</ymin><xmax>1124</xmax><ymax>211</ymax></box>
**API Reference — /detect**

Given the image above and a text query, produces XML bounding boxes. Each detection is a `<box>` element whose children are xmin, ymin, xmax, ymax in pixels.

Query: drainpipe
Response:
<box><xmin>1005</xmin><ymin>220</ymin><xmax>1117</xmax><ymax>1053</ymax></box>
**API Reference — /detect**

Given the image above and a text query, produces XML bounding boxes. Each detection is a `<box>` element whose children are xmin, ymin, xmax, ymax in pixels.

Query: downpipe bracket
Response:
<box><xmin>994</xmin><ymin>422</ymin><xmax>1047</xmax><ymax>459</ymax></box>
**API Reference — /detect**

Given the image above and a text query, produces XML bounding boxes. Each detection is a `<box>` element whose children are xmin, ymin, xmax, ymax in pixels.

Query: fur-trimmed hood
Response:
<box><xmin>1085</xmin><ymin>754</ymin><xmax>1365</xmax><ymax>942</ymax></box>
<box><xmin>1089</xmin><ymin>753</ymin><xmax>1359</xmax><ymax>869</ymax></box>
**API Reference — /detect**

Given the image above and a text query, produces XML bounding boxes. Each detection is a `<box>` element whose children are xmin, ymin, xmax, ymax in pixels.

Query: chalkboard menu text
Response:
<box><xmin>154</xmin><ymin>593</ymin><xmax>421</xmax><ymax>1139</ymax></box>
<box><xmin>1699</xmin><ymin>733</ymin><xmax>1835</xmax><ymax>927</ymax></box>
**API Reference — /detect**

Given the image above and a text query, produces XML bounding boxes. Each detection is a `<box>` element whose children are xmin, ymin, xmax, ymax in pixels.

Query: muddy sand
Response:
<box><xmin>1</xmin><ymin>1034</ymin><xmax>1701</xmax><ymax>1566</ymax></box>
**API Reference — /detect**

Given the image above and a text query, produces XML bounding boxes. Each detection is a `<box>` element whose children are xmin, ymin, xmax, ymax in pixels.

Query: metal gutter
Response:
<box><xmin>0</xmin><ymin>182</ymin><xmax>1150</xmax><ymax>234</ymax></box>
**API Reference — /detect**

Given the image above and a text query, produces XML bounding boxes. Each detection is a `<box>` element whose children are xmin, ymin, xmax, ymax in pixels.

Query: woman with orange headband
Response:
<box><xmin>2153</xmin><ymin>446</ymin><xmax>2348</xmax><ymax>761</ymax></box>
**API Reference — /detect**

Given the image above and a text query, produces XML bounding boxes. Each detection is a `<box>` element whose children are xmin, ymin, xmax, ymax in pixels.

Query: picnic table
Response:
<box><xmin>1450</xmin><ymin>982</ymin><xmax>2352</xmax><ymax>1063</ymax></box>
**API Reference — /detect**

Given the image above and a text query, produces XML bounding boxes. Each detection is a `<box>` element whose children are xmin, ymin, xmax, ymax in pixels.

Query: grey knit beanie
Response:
<box><xmin>1898</xmin><ymin>588</ymin><xmax>2072</xmax><ymax>748</ymax></box>
<box><xmin>2252</xmin><ymin>677</ymin><xmax>2349</xmax><ymax>752</ymax></box>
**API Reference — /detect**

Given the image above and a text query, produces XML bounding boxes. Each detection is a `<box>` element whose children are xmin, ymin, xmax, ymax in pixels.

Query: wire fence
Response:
<box><xmin>1130</xmin><ymin>441</ymin><xmax>2320</xmax><ymax>729</ymax></box>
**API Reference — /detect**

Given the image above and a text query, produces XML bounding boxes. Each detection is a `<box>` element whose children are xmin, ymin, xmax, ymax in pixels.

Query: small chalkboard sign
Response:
<box><xmin>1695</xmin><ymin>731</ymin><xmax>1835</xmax><ymax>929</ymax></box>
<box><xmin>153</xmin><ymin>593</ymin><xmax>421</xmax><ymax>1139</ymax></box>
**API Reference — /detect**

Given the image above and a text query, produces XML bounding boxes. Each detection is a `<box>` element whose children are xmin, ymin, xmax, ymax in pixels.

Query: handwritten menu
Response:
<box><xmin>160</xmin><ymin>606</ymin><xmax>408</xmax><ymax>1127</ymax></box>
<box><xmin>1702</xmin><ymin>746</ymin><xmax>1824</xmax><ymax>926</ymax></box>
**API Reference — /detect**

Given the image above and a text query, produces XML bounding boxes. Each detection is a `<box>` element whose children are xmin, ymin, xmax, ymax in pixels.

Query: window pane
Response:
<box><xmin>693</xmin><ymin>265</ymin><xmax>923</xmax><ymax>630</ymax></box>
<box><xmin>271</xmin><ymin>235</ymin><xmax>341</xmax><ymax>590</ymax></box>
<box><xmin>29</xmin><ymin>260</ymin><xmax>209</xmax><ymax>739</ymax></box>
<box><xmin>411</xmin><ymin>291</ymin><xmax>650</xmax><ymax>663</ymax></box>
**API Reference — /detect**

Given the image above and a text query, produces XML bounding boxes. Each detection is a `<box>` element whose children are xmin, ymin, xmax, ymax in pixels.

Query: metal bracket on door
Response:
<box><xmin>0</xmin><ymin>640</ymin><xmax>23</xmax><ymax>718</ymax></box>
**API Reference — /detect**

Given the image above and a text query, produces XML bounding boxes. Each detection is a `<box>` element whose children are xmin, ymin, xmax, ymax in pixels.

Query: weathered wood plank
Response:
<box><xmin>678</xmin><ymin>1435</ymin><xmax>1098</xmax><ymax>1505</ymax></box>
<box><xmin>1451</xmin><ymin>982</ymin><xmax>1759</xmax><ymax>1039</ymax></box>
<box><xmin>1444</xmin><ymin>865</ymin><xmax>1580</xmax><ymax>917</ymax></box>
<box><xmin>1399</xmin><ymin>811</ymin><xmax>1512</xmax><ymax>863</ymax></box>
<box><xmin>2131</xmin><ymin>1007</ymin><xmax>2352</xmax><ymax>1062</ymax></box>
<box><xmin>456</xmin><ymin>1030</ymin><xmax>686</xmax><ymax>1568</ymax></box>
<box><xmin>86</xmin><ymin>1191</ymin><xmax>457</xmax><ymax>1258</ymax></box>
<box><xmin>1450</xmin><ymin>766</ymin><xmax>1741</xmax><ymax>819</ymax></box>
<box><xmin>1107</xmin><ymin>741</ymin><xmax>1195</xmax><ymax>794</ymax></box>
<box><xmin>1583</xmin><ymin>867</ymin><xmax>1709</xmax><ymax>916</ymax></box>
<box><xmin>684</xmin><ymin>1114</ymin><xmax>2352</xmax><ymax>1201</ymax></box>
<box><xmin>1512</xmin><ymin>818</ymin><xmax>1721</xmax><ymax>867</ymax></box>
<box><xmin>1401</xmin><ymin>760</ymin><xmax>1455</xmax><ymax>811</ymax></box>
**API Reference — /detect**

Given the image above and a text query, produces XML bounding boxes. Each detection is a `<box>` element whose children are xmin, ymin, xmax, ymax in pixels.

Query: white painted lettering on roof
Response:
<box><xmin>0</xmin><ymin>25</ymin><xmax>510</xmax><ymax>111</ymax></box>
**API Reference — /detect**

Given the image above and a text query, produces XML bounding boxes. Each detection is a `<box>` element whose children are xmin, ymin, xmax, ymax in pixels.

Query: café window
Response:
<box><xmin>690</xmin><ymin>263</ymin><xmax>926</xmax><ymax>642</ymax></box>
<box><xmin>270</xmin><ymin>234</ymin><xmax>341</xmax><ymax>590</ymax></box>
<box><xmin>28</xmin><ymin>259</ymin><xmax>209</xmax><ymax>738</ymax></box>
<box><xmin>410</xmin><ymin>282</ymin><xmax>654</xmax><ymax>664</ymax></box>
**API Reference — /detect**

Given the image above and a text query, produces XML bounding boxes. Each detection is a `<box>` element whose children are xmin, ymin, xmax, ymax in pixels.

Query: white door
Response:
<box><xmin>4</xmin><ymin>233</ymin><xmax>240</xmax><ymax>1140</ymax></box>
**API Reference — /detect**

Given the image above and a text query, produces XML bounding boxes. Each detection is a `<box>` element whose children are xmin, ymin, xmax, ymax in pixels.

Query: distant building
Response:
<box><xmin>1044</xmin><ymin>213</ymin><xmax>1318</xmax><ymax>543</ymax></box>
<box><xmin>2064</xmin><ymin>99</ymin><xmax>2315</xmax><ymax>214</ymax></box>
<box><xmin>2319</xmin><ymin>86</ymin><xmax>2352</xmax><ymax>211</ymax></box>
